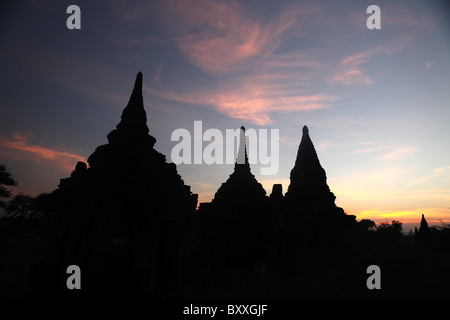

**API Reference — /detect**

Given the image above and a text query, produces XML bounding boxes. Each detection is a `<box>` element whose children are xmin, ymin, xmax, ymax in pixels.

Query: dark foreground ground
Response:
<box><xmin>1</xmin><ymin>217</ymin><xmax>450</xmax><ymax>300</ymax></box>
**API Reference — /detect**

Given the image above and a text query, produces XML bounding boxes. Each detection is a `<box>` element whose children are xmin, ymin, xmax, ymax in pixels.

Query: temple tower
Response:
<box><xmin>43</xmin><ymin>72</ymin><xmax>197</xmax><ymax>298</ymax></box>
<box><xmin>198</xmin><ymin>126</ymin><xmax>268</xmax><ymax>268</ymax></box>
<box><xmin>212</xmin><ymin>126</ymin><xmax>266</xmax><ymax>206</ymax></box>
<box><xmin>284</xmin><ymin>125</ymin><xmax>337</xmax><ymax>211</ymax></box>
<box><xmin>279</xmin><ymin>125</ymin><xmax>356</xmax><ymax>266</ymax></box>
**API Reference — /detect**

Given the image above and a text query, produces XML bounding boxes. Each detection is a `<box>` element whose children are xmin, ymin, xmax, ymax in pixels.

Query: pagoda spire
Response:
<box><xmin>294</xmin><ymin>125</ymin><xmax>321</xmax><ymax>168</ymax></box>
<box><xmin>285</xmin><ymin>124</ymin><xmax>336</xmax><ymax>207</ymax></box>
<box><xmin>211</xmin><ymin>125</ymin><xmax>266</xmax><ymax>204</ymax></box>
<box><xmin>235</xmin><ymin>126</ymin><xmax>250</xmax><ymax>171</ymax></box>
<box><xmin>107</xmin><ymin>72</ymin><xmax>155</xmax><ymax>146</ymax></box>
<box><xmin>419</xmin><ymin>214</ymin><xmax>430</xmax><ymax>233</ymax></box>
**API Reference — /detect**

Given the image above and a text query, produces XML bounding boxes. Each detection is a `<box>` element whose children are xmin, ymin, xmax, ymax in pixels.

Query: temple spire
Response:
<box><xmin>127</xmin><ymin>71</ymin><xmax>143</xmax><ymax>109</ymax></box>
<box><xmin>212</xmin><ymin>125</ymin><xmax>266</xmax><ymax>204</ymax></box>
<box><xmin>294</xmin><ymin>125</ymin><xmax>320</xmax><ymax>167</ymax></box>
<box><xmin>419</xmin><ymin>214</ymin><xmax>430</xmax><ymax>233</ymax></box>
<box><xmin>107</xmin><ymin>72</ymin><xmax>155</xmax><ymax>146</ymax></box>
<box><xmin>235</xmin><ymin>126</ymin><xmax>250</xmax><ymax>170</ymax></box>
<box><xmin>285</xmin><ymin>125</ymin><xmax>336</xmax><ymax>207</ymax></box>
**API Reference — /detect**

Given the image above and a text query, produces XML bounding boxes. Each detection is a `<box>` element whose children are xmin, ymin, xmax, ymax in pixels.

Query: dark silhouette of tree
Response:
<box><xmin>391</xmin><ymin>220</ymin><xmax>403</xmax><ymax>234</ymax></box>
<box><xmin>0</xmin><ymin>163</ymin><xmax>17</xmax><ymax>209</ymax></box>
<box><xmin>33</xmin><ymin>193</ymin><xmax>52</xmax><ymax>217</ymax></box>
<box><xmin>4</xmin><ymin>193</ymin><xmax>52</xmax><ymax>220</ymax></box>
<box><xmin>376</xmin><ymin>220</ymin><xmax>403</xmax><ymax>240</ymax></box>
<box><xmin>357</xmin><ymin>219</ymin><xmax>376</xmax><ymax>232</ymax></box>
<box><xmin>5</xmin><ymin>193</ymin><xmax>35</xmax><ymax>219</ymax></box>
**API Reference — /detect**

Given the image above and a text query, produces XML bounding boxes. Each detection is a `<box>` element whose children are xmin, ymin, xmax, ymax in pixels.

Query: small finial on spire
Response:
<box><xmin>302</xmin><ymin>125</ymin><xmax>309</xmax><ymax>134</ymax></box>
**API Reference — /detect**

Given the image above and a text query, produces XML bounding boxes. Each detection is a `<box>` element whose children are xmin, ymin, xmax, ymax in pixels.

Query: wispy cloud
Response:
<box><xmin>328</xmin><ymin>47</ymin><xmax>386</xmax><ymax>86</ymax></box>
<box><xmin>108</xmin><ymin>0</ymin><xmax>438</xmax><ymax>127</ymax></box>
<box><xmin>195</xmin><ymin>182</ymin><xmax>215</xmax><ymax>189</ymax></box>
<box><xmin>165</xmin><ymin>0</ymin><xmax>313</xmax><ymax>75</ymax></box>
<box><xmin>349</xmin><ymin>147</ymin><xmax>384</xmax><ymax>154</ymax></box>
<box><xmin>146</xmin><ymin>83</ymin><xmax>335</xmax><ymax>125</ymax></box>
<box><xmin>407</xmin><ymin>166</ymin><xmax>450</xmax><ymax>188</ymax></box>
<box><xmin>132</xmin><ymin>0</ymin><xmax>332</xmax><ymax>125</ymax></box>
<box><xmin>316</xmin><ymin>142</ymin><xmax>332</xmax><ymax>152</ymax></box>
<box><xmin>0</xmin><ymin>132</ymin><xmax>86</xmax><ymax>172</ymax></box>
<box><xmin>349</xmin><ymin>145</ymin><xmax>417</xmax><ymax>159</ymax></box>
<box><xmin>328</xmin><ymin>3</ymin><xmax>437</xmax><ymax>87</ymax></box>
<box><xmin>379</xmin><ymin>146</ymin><xmax>418</xmax><ymax>160</ymax></box>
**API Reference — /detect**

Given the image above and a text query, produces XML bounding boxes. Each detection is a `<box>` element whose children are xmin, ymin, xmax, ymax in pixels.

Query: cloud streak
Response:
<box><xmin>146</xmin><ymin>83</ymin><xmax>335</xmax><ymax>125</ymax></box>
<box><xmin>0</xmin><ymin>132</ymin><xmax>86</xmax><ymax>172</ymax></box>
<box><xmin>165</xmin><ymin>0</ymin><xmax>312</xmax><ymax>75</ymax></box>
<box><xmin>103</xmin><ymin>1</ymin><xmax>439</xmax><ymax>126</ymax></box>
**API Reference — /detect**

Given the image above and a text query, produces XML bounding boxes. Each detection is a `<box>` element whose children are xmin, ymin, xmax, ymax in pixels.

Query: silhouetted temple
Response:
<box><xmin>198</xmin><ymin>124</ymin><xmax>356</xmax><ymax>271</ymax></box>
<box><xmin>30</xmin><ymin>72</ymin><xmax>358</xmax><ymax>298</ymax></box>
<box><xmin>277</xmin><ymin>125</ymin><xmax>356</xmax><ymax>267</ymax></box>
<box><xmin>197</xmin><ymin>127</ymin><xmax>270</xmax><ymax>268</ymax></box>
<box><xmin>37</xmin><ymin>72</ymin><xmax>197</xmax><ymax>298</ymax></box>
<box><xmin>285</xmin><ymin>126</ymin><xmax>338</xmax><ymax>209</ymax></box>
<box><xmin>283</xmin><ymin>125</ymin><xmax>355</xmax><ymax>234</ymax></box>
<box><xmin>415</xmin><ymin>213</ymin><xmax>432</xmax><ymax>242</ymax></box>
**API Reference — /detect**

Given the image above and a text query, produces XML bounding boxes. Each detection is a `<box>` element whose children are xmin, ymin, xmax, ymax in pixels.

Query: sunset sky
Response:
<box><xmin>1</xmin><ymin>0</ymin><xmax>449</xmax><ymax>231</ymax></box>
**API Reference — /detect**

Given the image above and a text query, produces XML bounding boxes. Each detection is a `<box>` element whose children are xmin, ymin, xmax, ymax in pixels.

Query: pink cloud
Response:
<box><xmin>349</xmin><ymin>145</ymin><xmax>418</xmax><ymax>159</ymax></box>
<box><xmin>139</xmin><ymin>1</ymin><xmax>436</xmax><ymax>124</ymax></box>
<box><xmin>328</xmin><ymin>48</ymin><xmax>383</xmax><ymax>86</ymax></box>
<box><xmin>329</xmin><ymin>69</ymin><xmax>374</xmax><ymax>86</ymax></box>
<box><xmin>380</xmin><ymin>147</ymin><xmax>418</xmax><ymax>160</ymax></box>
<box><xmin>349</xmin><ymin>147</ymin><xmax>384</xmax><ymax>155</ymax></box>
<box><xmin>328</xmin><ymin>4</ymin><xmax>437</xmax><ymax>87</ymax></box>
<box><xmin>146</xmin><ymin>79</ymin><xmax>335</xmax><ymax>126</ymax></box>
<box><xmin>0</xmin><ymin>132</ymin><xmax>86</xmax><ymax>172</ymax></box>
<box><xmin>167</xmin><ymin>0</ymin><xmax>312</xmax><ymax>74</ymax></box>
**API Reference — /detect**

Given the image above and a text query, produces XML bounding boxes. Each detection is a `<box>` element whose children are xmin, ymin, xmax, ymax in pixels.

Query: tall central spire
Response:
<box><xmin>235</xmin><ymin>126</ymin><xmax>250</xmax><ymax>172</ymax></box>
<box><xmin>107</xmin><ymin>72</ymin><xmax>155</xmax><ymax>146</ymax></box>
<box><xmin>211</xmin><ymin>125</ymin><xmax>266</xmax><ymax>204</ymax></box>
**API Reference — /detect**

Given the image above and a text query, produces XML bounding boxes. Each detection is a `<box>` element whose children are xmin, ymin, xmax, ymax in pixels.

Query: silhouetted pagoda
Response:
<box><xmin>27</xmin><ymin>73</ymin><xmax>361</xmax><ymax>298</ymax></box>
<box><xmin>197</xmin><ymin>127</ymin><xmax>269</xmax><ymax>268</ymax></box>
<box><xmin>285</xmin><ymin>125</ymin><xmax>338</xmax><ymax>210</ymax></box>
<box><xmin>415</xmin><ymin>214</ymin><xmax>432</xmax><ymax>242</ymax></box>
<box><xmin>39</xmin><ymin>72</ymin><xmax>197</xmax><ymax>298</ymax></box>
<box><xmin>279</xmin><ymin>125</ymin><xmax>356</xmax><ymax>263</ymax></box>
<box><xmin>212</xmin><ymin>126</ymin><xmax>267</xmax><ymax>206</ymax></box>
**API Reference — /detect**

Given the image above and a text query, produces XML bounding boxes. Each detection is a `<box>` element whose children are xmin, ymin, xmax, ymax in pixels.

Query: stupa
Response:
<box><xmin>198</xmin><ymin>126</ymin><xmax>268</xmax><ymax>267</ymax></box>
<box><xmin>212</xmin><ymin>126</ymin><xmax>267</xmax><ymax>206</ymax></box>
<box><xmin>285</xmin><ymin>125</ymin><xmax>338</xmax><ymax>211</ymax></box>
<box><xmin>280</xmin><ymin>125</ymin><xmax>356</xmax><ymax>256</ymax></box>
<box><xmin>43</xmin><ymin>72</ymin><xmax>198</xmax><ymax>298</ymax></box>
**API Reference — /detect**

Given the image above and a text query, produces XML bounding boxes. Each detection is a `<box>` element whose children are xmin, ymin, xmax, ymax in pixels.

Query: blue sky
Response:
<box><xmin>1</xmin><ymin>0</ymin><xmax>449</xmax><ymax>231</ymax></box>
